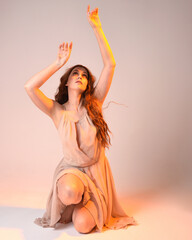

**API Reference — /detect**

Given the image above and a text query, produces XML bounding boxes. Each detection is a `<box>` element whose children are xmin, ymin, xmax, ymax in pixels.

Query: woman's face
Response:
<box><xmin>67</xmin><ymin>67</ymin><xmax>88</xmax><ymax>93</ymax></box>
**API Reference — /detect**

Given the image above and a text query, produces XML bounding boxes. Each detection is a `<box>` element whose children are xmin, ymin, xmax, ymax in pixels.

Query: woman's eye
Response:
<box><xmin>72</xmin><ymin>71</ymin><xmax>87</xmax><ymax>78</ymax></box>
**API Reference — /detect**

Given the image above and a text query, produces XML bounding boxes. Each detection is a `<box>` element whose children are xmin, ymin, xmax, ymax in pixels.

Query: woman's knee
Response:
<box><xmin>57</xmin><ymin>174</ymin><xmax>84</xmax><ymax>205</ymax></box>
<box><xmin>72</xmin><ymin>202</ymin><xmax>96</xmax><ymax>234</ymax></box>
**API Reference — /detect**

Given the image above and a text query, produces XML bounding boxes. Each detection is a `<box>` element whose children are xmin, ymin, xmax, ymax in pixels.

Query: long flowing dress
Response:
<box><xmin>34</xmin><ymin>100</ymin><xmax>137</xmax><ymax>232</ymax></box>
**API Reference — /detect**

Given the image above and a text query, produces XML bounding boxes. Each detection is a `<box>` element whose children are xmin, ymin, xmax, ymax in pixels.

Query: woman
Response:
<box><xmin>24</xmin><ymin>5</ymin><xmax>137</xmax><ymax>233</ymax></box>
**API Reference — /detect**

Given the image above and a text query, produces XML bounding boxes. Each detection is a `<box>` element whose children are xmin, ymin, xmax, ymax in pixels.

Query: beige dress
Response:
<box><xmin>35</xmin><ymin>101</ymin><xmax>137</xmax><ymax>232</ymax></box>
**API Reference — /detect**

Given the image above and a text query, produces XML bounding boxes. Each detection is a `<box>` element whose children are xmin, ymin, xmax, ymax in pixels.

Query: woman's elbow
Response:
<box><xmin>105</xmin><ymin>62</ymin><xmax>116</xmax><ymax>68</ymax></box>
<box><xmin>24</xmin><ymin>82</ymin><xmax>34</xmax><ymax>94</ymax></box>
<box><xmin>24</xmin><ymin>83</ymin><xmax>31</xmax><ymax>92</ymax></box>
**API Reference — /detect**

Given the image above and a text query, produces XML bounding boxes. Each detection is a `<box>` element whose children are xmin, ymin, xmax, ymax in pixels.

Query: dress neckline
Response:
<box><xmin>63</xmin><ymin>104</ymin><xmax>87</xmax><ymax>123</ymax></box>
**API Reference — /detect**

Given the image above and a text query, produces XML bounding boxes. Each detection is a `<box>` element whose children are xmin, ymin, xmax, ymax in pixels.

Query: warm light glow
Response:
<box><xmin>0</xmin><ymin>228</ymin><xmax>25</xmax><ymax>240</ymax></box>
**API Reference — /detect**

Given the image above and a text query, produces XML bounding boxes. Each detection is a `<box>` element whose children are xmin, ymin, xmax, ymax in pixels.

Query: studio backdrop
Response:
<box><xmin>0</xmin><ymin>0</ymin><xmax>192</xmax><ymax>207</ymax></box>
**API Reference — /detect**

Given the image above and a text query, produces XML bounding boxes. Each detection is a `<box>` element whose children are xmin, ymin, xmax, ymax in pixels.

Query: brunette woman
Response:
<box><xmin>24</xmin><ymin>5</ymin><xmax>136</xmax><ymax>234</ymax></box>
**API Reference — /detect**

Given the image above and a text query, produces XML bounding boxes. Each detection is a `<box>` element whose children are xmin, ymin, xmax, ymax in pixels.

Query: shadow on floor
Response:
<box><xmin>0</xmin><ymin>206</ymin><xmax>83</xmax><ymax>240</ymax></box>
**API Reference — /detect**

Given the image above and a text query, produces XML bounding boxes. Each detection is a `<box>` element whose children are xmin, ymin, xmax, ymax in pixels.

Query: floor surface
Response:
<box><xmin>0</xmin><ymin>188</ymin><xmax>192</xmax><ymax>240</ymax></box>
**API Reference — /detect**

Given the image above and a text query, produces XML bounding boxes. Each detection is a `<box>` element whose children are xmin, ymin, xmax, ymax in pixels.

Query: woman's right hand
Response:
<box><xmin>56</xmin><ymin>41</ymin><xmax>73</xmax><ymax>68</ymax></box>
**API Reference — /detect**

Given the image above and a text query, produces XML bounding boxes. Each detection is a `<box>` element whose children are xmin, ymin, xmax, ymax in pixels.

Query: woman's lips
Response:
<box><xmin>76</xmin><ymin>81</ymin><xmax>82</xmax><ymax>84</ymax></box>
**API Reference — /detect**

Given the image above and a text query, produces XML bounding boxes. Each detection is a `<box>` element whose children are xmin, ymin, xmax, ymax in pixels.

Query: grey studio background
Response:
<box><xmin>1</xmin><ymin>0</ymin><xmax>192</xmax><ymax>209</ymax></box>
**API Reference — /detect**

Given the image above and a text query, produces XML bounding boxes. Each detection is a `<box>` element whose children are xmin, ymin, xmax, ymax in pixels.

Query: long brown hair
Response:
<box><xmin>55</xmin><ymin>64</ymin><xmax>112</xmax><ymax>149</ymax></box>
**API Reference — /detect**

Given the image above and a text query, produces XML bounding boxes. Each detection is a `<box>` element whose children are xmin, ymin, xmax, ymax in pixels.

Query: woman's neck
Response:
<box><xmin>66</xmin><ymin>91</ymin><xmax>82</xmax><ymax>111</ymax></box>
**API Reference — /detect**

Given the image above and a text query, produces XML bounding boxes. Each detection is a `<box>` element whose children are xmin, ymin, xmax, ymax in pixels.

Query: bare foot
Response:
<box><xmin>59</xmin><ymin>204</ymin><xmax>76</xmax><ymax>224</ymax></box>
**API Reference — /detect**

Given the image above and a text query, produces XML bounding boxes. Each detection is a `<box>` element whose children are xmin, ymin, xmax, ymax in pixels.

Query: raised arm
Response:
<box><xmin>87</xmin><ymin>5</ymin><xmax>116</xmax><ymax>105</ymax></box>
<box><xmin>24</xmin><ymin>42</ymin><xmax>72</xmax><ymax>121</ymax></box>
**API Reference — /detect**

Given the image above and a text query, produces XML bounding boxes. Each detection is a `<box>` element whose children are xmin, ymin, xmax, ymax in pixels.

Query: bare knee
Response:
<box><xmin>72</xmin><ymin>203</ymin><xmax>96</xmax><ymax>234</ymax></box>
<box><xmin>57</xmin><ymin>174</ymin><xmax>84</xmax><ymax>206</ymax></box>
<box><xmin>74</xmin><ymin>216</ymin><xmax>94</xmax><ymax>234</ymax></box>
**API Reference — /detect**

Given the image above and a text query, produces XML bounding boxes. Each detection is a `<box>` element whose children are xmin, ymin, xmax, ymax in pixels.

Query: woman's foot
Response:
<box><xmin>59</xmin><ymin>204</ymin><xmax>76</xmax><ymax>224</ymax></box>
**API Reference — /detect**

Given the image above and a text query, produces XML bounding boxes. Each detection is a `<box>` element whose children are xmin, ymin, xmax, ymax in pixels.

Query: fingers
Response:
<box><xmin>59</xmin><ymin>42</ymin><xmax>65</xmax><ymax>50</ymax></box>
<box><xmin>87</xmin><ymin>5</ymin><xmax>90</xmax><ymax>14</ymax></box>
<box><xmin>69</xmin><ymin>41</ymin><xmax>73</xmax><ymax>50</ymax></box>
<box><xmin>87</xmin><ymin>5</ymin><xmax>99</xmax><ymax>15</ymax></box>
<box><xmin>93</xmin><ymin>8</ymin><xmax>98</xmax><ymax>14</ymax></box>
<box><xmin>59</xmin><ymin>42</ymin><xmax>73</xmax><ymax>51</ymax></box>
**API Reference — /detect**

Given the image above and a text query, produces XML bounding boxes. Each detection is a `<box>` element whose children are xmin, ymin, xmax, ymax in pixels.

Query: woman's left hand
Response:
<box><xmin>87</xmin><ymin>5</ymin><xmax>102</xmax><ymax>29</ymax></box>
